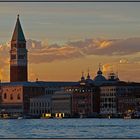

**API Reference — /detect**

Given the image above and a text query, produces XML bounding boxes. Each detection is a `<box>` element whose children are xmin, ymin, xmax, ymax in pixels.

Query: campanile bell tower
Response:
<box><xmin>10</xmin><ymin>15</ymin><xmax>28</xmax><ymax>82</ymax></box>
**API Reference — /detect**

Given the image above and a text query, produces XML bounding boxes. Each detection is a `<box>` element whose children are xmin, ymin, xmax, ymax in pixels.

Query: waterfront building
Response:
<box><xmin>100</xmin><ymin>85</ymin><xmax>117</xmax><ymax>116</ymax></box>
<box><xmin>30</xmin><ymin>95</ymin><xmax>52</xmax><ymax>117</ymax></box>
<box><xmin>10</xmin><ymin>15</ymin><xmax>28</xmax><ymax>82</ymax></box>
<box><xmin>0</xmin><ymin>81</ymin><xmax>78</xmax><ymax>117</ymax></box>
<box><xmin>52</xmin><ymin>91</ymin><xmax>72</xmax><ymax>118</ymax></box>
<box><xmin>0</xmin><ymin>82</ymin><xmax>45</xmax><ymax>116</ymax></box>
<box><xmin>64</xmin><ymin>83</ymin><xmax>100</xmax><ymax>117</ymax></box>
<box><xmin>0</xmin><ymin>85</ymin><xmax>23</xmax><ymax>116</ymax></box>
<box><xmin>116</xmin><ymin>83</ymin><xmax>140</xmax><ymax>116</ymax></box>
<box><xmin>100</xmin><ymin>82</ymin><xmax>140</xmax><ymax>117</ymax></box>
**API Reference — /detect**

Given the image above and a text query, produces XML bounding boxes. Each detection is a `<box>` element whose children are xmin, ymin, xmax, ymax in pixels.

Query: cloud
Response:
<box><xmin>119</xmin><ymin>56</ymin><xmax>140</xmax><ymax>64</ymax></box>
<box><xmin>1</xmin><ymin>37</ymin><xmax>140</xmax><ymax>65</ymax></box>
<box><xmin>0</xmin><ymin>68</ymin><xmax>9</xmax><ymax>81</ymax></box>
<box><xmin>26</xmin><ymin>37</ymin><xmax>140</xmax><ymax>64</ymax></box>
<box><xmin>102</xmin><ymin>64</ymin><xmax>113</xmax><ymax>74</ymax></box>
<box><xmin>119</xmin><ymin>58</ymin><xmax>129</xmax><ymax>64</ymax></box>
<box><xmin>0</xmin><ymin>42</ymin><xmax>10</xmax><ymax>67</ymax></box>
<box><xmin>0</xmin><ymin>68</ymin><xmax>3</xmax><ymax>80</ymax></box>
<box><xmin>68</xmin><ymin>38</ymin><xmax>140</xmax><ymax>56</ymax></box>
<box><xmin>27</xmin><ymin>39</ymin><xmax>84</xmax><ymax>63</ymax></box>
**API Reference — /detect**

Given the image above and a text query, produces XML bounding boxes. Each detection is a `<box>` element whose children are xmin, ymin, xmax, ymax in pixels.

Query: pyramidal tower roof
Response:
<box><xmin>11</xmin><ymin>15</ymin><xmax>26</xmax><ymax>42</ymax></box>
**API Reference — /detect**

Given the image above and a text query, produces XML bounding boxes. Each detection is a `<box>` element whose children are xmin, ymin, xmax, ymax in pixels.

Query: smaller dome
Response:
<box><xmin>87</xmin><ymin>73</ymin><xmax>90</xmax><ymax>79</ymax></box>
<box><xmin>81</xmin><ymin>76</ymin><xmax>85</xmax><ymax>81</ymax></box>
<box><xmin>108</xmin><ymin>71</ymin><xmax>120</xmax><ymax>81</ymax></box>
<box><xmin>97</xmin><ymin>63</ymin><xmax>103</xmax><ymax>75</ymax></box>
<box><xmin>94</xmin><ymin>75</ymin><xmax>107</xmax><ymax>82</ymax></box>
<box><xmin>85</xmin><ymin>71</ymin><xmax>93</xmax><ymax>84</ymax></box>
<box><xmin>97</xmin><ymin>70</ymin><xmax>102</xmax><ymax>75</ymax></box>
<box><xmin>80</xmin><ymin>71</ymin><xmax>86</xmax><ymax>84</ymax></box>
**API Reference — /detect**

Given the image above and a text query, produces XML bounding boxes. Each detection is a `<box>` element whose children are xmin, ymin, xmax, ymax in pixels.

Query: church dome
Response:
<box><xmin>93</xmin><ymin>64</ymin><xmax>107</xmax><ymax>85</ymax></box>
<box><xmin>108</xmin><ymin>71</ymin><xmax>120</xmax><ymax>81</ymax></box>
<box><xmin>79</xmin><ymin>72</ymin><xmax>86</xmax><ymax>85</ymax></box>
<box><xmin>81</xmin><ymin>75</ymin><xmax>85</xmax><ymax>81</ymax></box>
<box><xmin>94</xmin><ymin>74</ymin><xmax>107</xmax><ymax>82</ymax></box>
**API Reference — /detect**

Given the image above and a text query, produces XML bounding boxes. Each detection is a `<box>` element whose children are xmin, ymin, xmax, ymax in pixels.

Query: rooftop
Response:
<box><xmin>11</xmin><ymin>15</ymin><xmax>26</xmax><ymax>42</ymax></box>
<box><xmin>0</xmin><ymin>81</ymin><xmax>79</xmax><ymax>87</ymax></box>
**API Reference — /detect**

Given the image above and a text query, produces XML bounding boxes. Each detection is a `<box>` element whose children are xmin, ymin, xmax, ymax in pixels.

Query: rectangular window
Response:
<box><xmin>18</xmin><ymin>44</ymin><xmax>25</xmax><ymax>48</ymax></box>
<box><xmin>11</xmin><ymin>55</ymin><xmax>16</xmax><ymax>59</ymax></box>
<box><xmin>11</xmin><ymin>44</ymin><xmax>16</xmax><ymax>48</ymax></box>
<box><xmin>18</xmin><ymin>55</ymin><xmax>25</xmax><ymax>59</ymax></box>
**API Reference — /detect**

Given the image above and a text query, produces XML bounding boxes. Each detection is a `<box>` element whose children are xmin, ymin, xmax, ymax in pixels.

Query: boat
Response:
<box><xmin>124</xmin><ymin>115</ymin><xmax>131</xmax><ymax>119</ymax></box>
<box><xmin>1</xmin><ymin>114</ymin><xmax>10</xmax><ymax>119</ymax></box>
<box><xmin>41</xmin><ymin>113</ymin><xmax>52</xmax><ymax>119</ymax></box>
<box><xmin>124</xmin><ymin>114</ymin><xmax>131</xmax><ymax>119</ymax></box>
<box><xmin>17</xmin><ymin>116</ymin><xmax>23</xmax><ymax>119</ymax></box>
<box><xmin>124</xmin><ymin>110</ymin><xmax>132</xmax><ymax>119</ymax></box>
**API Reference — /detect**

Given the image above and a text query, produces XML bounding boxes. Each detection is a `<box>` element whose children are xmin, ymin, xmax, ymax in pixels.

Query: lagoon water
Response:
<box><xmin>0</xmin><ymin>118</ymin><xmax>139</xmax><ymax>138</ymax></box>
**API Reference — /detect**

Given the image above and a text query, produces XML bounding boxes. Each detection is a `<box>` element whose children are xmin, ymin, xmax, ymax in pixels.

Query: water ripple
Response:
<box><xmin>0</xmin><ymin>119</ymin><xmax>139</xmax><ymax>138</ymax></box>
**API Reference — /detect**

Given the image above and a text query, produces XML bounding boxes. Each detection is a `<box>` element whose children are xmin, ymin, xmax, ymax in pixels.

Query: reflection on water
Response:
<box><xmin>0</xmin><ymin>119</ymin><xmax>139</xmax><ymax>138</ymax></box>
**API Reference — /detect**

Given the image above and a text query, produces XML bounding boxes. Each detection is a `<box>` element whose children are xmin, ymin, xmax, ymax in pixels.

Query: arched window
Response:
<box><xmin>17</xmin><ymin>94</ymin><xmax>20</xmax><ymax>100</ymax></box>
<box><xmin>10</xmin><ymin>94</ymin><xmax>13</xmax><ymax>100</ymax></box>
<box><xmin>4</xmin><ymin>93</ymin><xmax>7</xmax><ymax>99</ymax></box>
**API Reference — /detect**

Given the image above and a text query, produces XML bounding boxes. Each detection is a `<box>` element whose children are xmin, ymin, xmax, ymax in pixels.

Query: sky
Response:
<box><xmin>0</xmin><ymin>2</ymin><xmax>140</xmax><ymax>82</ymax></box>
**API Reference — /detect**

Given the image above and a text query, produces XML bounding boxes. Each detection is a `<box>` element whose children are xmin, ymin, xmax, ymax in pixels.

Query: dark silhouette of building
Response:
<box><xmin>10</xmin><ymin>15</ymin><xmax>28</xmax><ymax>82</ymax></box>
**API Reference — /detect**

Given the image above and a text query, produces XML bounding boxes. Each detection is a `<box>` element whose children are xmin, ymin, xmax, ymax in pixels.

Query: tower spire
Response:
<box><xmin>11</xmin><ymin>14</ymin><xmax>26</xmax><ymax>42</ymax></box>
